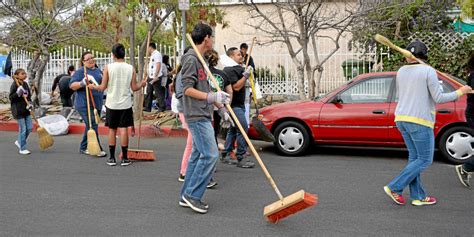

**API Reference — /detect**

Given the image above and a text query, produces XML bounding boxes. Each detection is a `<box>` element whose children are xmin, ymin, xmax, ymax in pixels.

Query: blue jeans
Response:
<box><xmin>77</xmin><ymin>108</ymin><xmax>103</xmax><ymax>152</ymax></box>
<box><xmin>388</xmin><ymin>122</ymin><xmax>434</xmax><ymax>200</ymax></box>
<box><xmin>17</xmin><ymin>115</ymin><xmax>33</xmax><ymax>150</ymax></box>
<box><xmin>223</xmin><ymin>107</ymin><xmax>248</xmax><ymax>160</ymax></box>
<box><xmin>180</xmin><ymin>119</ymin><xmax>218</xmax><ymax>201</ymax></box>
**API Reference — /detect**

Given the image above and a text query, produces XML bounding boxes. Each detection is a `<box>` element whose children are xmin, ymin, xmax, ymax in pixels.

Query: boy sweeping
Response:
<box><xmin>9</xmin><ymin>68</ymin><xmax>33</xmax><ymax>155</ymax></box>
<box><xmin>89</xmin><ymin>43</ymin><xmax>146</xmax><ymax>166</ymax></box>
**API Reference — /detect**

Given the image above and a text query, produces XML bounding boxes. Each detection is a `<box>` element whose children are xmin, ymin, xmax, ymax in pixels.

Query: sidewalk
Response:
<box><xmin>0</xmin><ymin>103</ymin><xmax>187</xmax><ymax>138</ymax></box>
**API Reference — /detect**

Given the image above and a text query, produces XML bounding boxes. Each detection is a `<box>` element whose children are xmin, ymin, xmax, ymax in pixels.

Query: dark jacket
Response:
<box><xmin>9</xmin><ymin>80</ymin><xmax>31</xmax><ymax>119</ymax></box>
<box><xmin>466</xmin><ymin>72</ymin><xmax>474</xmax><ymax>116</ymax></box>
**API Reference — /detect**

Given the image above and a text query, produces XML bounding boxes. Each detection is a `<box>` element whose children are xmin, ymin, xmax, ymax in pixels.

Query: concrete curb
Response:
<box><xmin>0</xmin><ymin>121</ymin><xmax>188</xmax><ymax>138</ymax></box>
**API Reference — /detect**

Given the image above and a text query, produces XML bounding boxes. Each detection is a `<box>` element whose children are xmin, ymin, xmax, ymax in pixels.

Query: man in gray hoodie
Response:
<box><xmin>178</xmin><ymin>23</ymin><xmax>231</xmax><ymax>214</ymax></box>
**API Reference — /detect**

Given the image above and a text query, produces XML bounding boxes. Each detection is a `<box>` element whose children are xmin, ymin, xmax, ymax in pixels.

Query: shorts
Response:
<box><xmin>105</xmin><ymin>107</ymin><xmax>134</xmax><ymax>128</ymax></box>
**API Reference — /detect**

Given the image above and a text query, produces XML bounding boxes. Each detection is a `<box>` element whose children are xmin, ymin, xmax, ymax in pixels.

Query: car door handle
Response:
<box><xmin>372</xmin><ymin>110</ymin><xmax>386</xmax><ymax>114</ymax></box>
<box><xmin>437</xmin><ymin>109</ymin><xmax>452</xmax><ymax>114</ymax></box>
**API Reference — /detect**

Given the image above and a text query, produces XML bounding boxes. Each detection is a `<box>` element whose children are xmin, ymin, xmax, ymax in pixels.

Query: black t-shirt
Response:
<box><xmin>224</xmin><ymin>65</ymin><xmax>245</xmax><ymax>108</ymax></box>
<box><xmin>52</xmin><ymin>73</ymin><xmax>68</xmax><ymax>92</ymax></box>
<box><xmin>58</xmin><ymin>76</ymin><xmax>73</xmax><ymax>93</ymax></box>
<box><xmin>209</xmin><ymin>66</ymin><xmax>230</xmax><ymax>92</ymax></box>
<box><xmin>466</xmin><ymin>72</ymin><xmax>474</xmax><ymax>116</ymax></box>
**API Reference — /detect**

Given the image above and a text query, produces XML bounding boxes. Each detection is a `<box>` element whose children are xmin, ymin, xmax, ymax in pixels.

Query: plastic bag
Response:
<box><xmin>171</xmin><ymin>93</ymin><xmax>179</xmax><ymax>114</ymax></box>
<box><xmin>40</xmin><ymin>92</ymin><xmax>51</xmax><ymax>105</ymax></box>
<box><xmin>37</xmin><ymin>114</ymin><xmax>69</xmax><ymax>136</ymax></box>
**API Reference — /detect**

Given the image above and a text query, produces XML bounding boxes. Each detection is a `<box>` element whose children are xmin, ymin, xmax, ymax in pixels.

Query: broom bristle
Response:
<box><xmin>37</xmin><ymin>127</ymin><xmax>54</xmax><ymax>150</ymax></box>
<box><xmin>265</xmin><ymin>192</ymin><xmax>318</xmax><ymax>223</ymax></box>
<box><xmin>123</xmin><ymin>149</ymin><xmax>156</xmax><ymax>161</ymax></box>
<box><xmin>87</xmin><ymin>129</ymin><xmax>101</xmax><ymax>156</ymax></box>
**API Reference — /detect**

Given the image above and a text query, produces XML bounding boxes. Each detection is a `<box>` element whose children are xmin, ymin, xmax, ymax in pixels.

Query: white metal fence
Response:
<box><xmin>11</xmin><ymin>44</ymin><xmax>173</xmax><ymax>93</ymax></box>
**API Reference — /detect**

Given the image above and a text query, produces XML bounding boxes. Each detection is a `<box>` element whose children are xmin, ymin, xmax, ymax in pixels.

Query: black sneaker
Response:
<box><xmin>179</xmin><ymin>198</ymin><xmax>208</xmax><ymax>208</ymax></box>
<box><xmin>121</xmin><ymin>158</ymin><xmax>132</xmax><ymax>166</ymax></box>
<box><xmin>221</xmin><ymin>153</ymin><xmax>237</xmax><ymax>165</ymax></box>
<box><xmin>178</xmin><ymin>174</ymin><xmax>185</xmax><ymax>182</ymax></box>
<box><xmin>455</xmin><ymin>165</ymin><xmax>471</xmax><ymax>188</ymax></box>
<box><xmin>207</xmin><ymin>180</ymin><xmax>218</xmax><ymax>189</ymax></box>
<box><xmin>182</xmin><ymin>195</ymin><xmax>208</xmax><ymax>214</ymax></box>
<box><xmin>237</xmin><ymin>157</ymin><xmax>255</xmax><ymax>168</ymax></box>
<box><xmin>106</xmin><ymin>158</ymin><xmax>117</xmax><ymax>166</ymax></box>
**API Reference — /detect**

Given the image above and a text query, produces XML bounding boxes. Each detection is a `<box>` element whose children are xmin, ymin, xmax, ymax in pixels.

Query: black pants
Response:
<box><xmin>59</xmin><ymin>88</ymin><xmax>74</xmax><ymax>107</ymax></box>
<box><xmin>144</xmin><ymin>77</ymin><xmax>166</xmax><ymax>112</ymax></box>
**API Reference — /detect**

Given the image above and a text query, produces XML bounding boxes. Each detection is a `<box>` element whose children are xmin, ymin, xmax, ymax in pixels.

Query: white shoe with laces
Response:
<box><xmin>19</xmin><ymin>149</ymin><xmax>31</xmax><ymax>155</ymax></box>
<box><xmin>15</xmin><ymin>140</ymin><xmax>20</xmax><ymax>149</ymax></box>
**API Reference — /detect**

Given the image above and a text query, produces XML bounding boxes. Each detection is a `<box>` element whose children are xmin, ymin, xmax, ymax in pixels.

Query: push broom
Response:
<box><xmin>186</xmin><ymin>33</ymin><xmax>317</xmax><ymax>223</ymax></box>
<box><xmin>374</xmin><ymin>34</ymin><xmax>473</xmax><ymax>89</ymax></box>
<box><xmin>84</xmin><ymin>67</ymin><xmax>101</xmax><ymax>156</ymax></box>
<box><xmin>14</xmin><ymin>77</ymin><xmax>54</xmax><ymax>150</ymax></box>
<box><xmin>125</xmin><ymin>31</ymin><xmax>156</xmax><ymax>161</ymax></box>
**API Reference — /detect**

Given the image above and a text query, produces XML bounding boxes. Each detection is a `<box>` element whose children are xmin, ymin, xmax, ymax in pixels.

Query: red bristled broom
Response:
<box><xmin>186</xmin><ymin>33</ymin><xmax>317</xmax><ymax>223</ymax></box>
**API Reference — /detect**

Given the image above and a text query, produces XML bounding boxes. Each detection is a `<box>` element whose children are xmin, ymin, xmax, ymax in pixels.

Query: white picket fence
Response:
<box><xmin>11</xmin><ymin>44</ymin><xmax>174</xmax><ymax>93</ymax></box>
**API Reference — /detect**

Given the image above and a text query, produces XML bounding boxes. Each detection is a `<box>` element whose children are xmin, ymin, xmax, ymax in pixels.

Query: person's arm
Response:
<box><xmin>70</xmin><ymin>68</ymin><xmax>84</xmax><ymax>91</ymax></box>
<box><xmin>89</xmin><ymin>65</ymin><xmax>109</xmax><ymax>91</ymax></box>
<box><xmin>427</xmin><ymin>68</ymin><xmax>463</xmax><ymax>103</ymax></box>
<box><xmin>9</xmin><ymin>82</ymin><xmax>19</xmax><ymax>101</ymax></box>
<box><xmin>232</xmin><ymin>76</ymin><xmax>246</xmax><ymax>91</ymax></box>
<box><xmin>51</xmin><ymin>75</ymin><xmax>62</xmax><ymax>94</ymax></box>
<box><xmin>130</xmin><ymin>70</ymin><xmax>146</xmax><ymax>91</ymax></box>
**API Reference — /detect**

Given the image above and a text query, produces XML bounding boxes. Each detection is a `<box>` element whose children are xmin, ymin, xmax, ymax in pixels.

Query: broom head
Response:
<box><xmin>121</xmin><ymin>149</ymin><xmax>156</xmax><ymax>161</ymax></box>
<box><xmin>264</xmin><ymin>190</ymin><xmax>318</xmax><ymax>223</ymax></box>
<box><xmin>37</xmin><ymin>127</ymin><xmax>54</xmax><ymax>150</ymax></box>
<box><xmin>86</xmin><ymin>129</ymin><xmax>101</xmax><ymax>156</ymax></box>
<box><xmin>252</xmin><ymin>116</ymin><xmax>275</xmax><ymax>142</ymax></box>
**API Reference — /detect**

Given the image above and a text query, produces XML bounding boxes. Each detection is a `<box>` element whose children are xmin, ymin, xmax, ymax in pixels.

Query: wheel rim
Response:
<box><xmin>278</xmin><ymin>126</ymin><xmax>304</xmax><ymax>152</ymax></box>
<box><xmin>445</xmin><ymin>131</ymin><xmax>474</xmax><ymax>161</ymax></box>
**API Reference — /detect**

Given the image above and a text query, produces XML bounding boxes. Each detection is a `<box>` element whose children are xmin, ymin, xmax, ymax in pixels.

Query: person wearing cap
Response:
<box><xmin>383</xmin><ymin>40</ymin><xmax>472</xmax><ymax>206</ymax></box>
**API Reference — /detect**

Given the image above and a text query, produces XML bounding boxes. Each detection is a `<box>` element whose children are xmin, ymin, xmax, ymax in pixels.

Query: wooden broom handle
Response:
<box><xmin>137</xmin><ymin>31</ymin><xmax>152</xmax><ymax>148</ymax></box>
<box><xmin>186</xmin><ymin>33</ymin><xmax>284</xmax><ymax>200</ymax></box>
<box><xmin>245</xmin><ymin>37</ymin><xmax>256</xmax><ymax>68</ymax></box>
<box><xmin>245</xmin><ymin>37</ymin><xmax>259</xmax><ymax>106</ymax></box>
<box><xmin>84</xmin><ymin>67</ymin><xmax>93</xmax><ymax>130</ymax></box>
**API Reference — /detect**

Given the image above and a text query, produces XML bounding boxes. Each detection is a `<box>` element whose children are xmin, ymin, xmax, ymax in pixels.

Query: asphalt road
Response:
<box><xmin>1</xmin><ymin>131</ymin><xmax>473</xmax><ymax>236</ymax></box>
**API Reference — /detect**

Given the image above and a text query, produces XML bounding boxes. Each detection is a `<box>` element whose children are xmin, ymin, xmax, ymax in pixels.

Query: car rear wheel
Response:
<box><xmin>438</xmin><ymin>126</ymin><xmax>474</xmax><ymax>164</ymax></box>
<box><xmin>273</xmin><ymin>121</ymin><xmax>311</xmax><ymax>156</ymax></box>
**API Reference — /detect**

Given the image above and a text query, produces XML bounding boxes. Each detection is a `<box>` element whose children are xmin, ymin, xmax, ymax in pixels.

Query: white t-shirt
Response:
<box><xmin>148</xmin><ymin>50</ymin><xmax>162</xmax><ymax>78</ymax></box>
<box><xmin>105</xmin><ymin>62</ymin><xmax>134</xmax><ymax>110</ymax></box>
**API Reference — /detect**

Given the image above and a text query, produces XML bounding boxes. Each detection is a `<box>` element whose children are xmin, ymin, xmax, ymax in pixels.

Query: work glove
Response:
<box><xmin>207</xmin><ymin>91</ymin><xmax>230</xmax><ymax>105</ymax></box>
<box><xmin>79</xmin><ymin>77</ymin><xmax>92</xmax><ymax>88</ymax></box>
<box><xmin>242</xmin><ymin>66</ymin><xmax>253</xmax><ymax>79</ymax></box>
<box><xmin>218</xmin><ymin>107</ymin><xmax>234</xmax><ymax>129</ymax></box>
<box><xmin>16</xmin><ymin>86</ymin><xmax>27</xmax><ymax>97</ymax></box>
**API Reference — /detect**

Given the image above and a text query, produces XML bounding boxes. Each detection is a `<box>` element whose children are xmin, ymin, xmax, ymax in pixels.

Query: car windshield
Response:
<box><xmin>314</xmin><ymin>80</ymin><xmax>354</xmax><ymax>101</ymax></box>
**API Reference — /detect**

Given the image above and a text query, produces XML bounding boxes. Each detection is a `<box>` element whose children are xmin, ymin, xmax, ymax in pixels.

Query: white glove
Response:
<box><xmin>217</xmin><ymin>107</ymin><xmax>234</xmax><ymax>129</ymax></box>
<box><xmin>16</xmin><ymin>86</ymin><xmax>27</xmax><ymax>97</ymax></box>
<box><xmin>207</xmin><ymin>91</ymin><xmax>230</xmax><ymax>105</ymax></box>
<box><xmin>79</xmin><ymin>77</ymin><xmax>89</xmax><ymax>88</ymax></box>
<box><xmin>242</xmin><ymin>66</ymin><xmax>253</xmax><ymax>79</ymax></box>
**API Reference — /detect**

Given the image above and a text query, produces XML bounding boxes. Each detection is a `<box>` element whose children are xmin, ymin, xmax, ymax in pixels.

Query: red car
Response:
<box><xmin>249</xmin><ymin>72</ymin><xmax>473</xmax><ymax>164</ymax></box>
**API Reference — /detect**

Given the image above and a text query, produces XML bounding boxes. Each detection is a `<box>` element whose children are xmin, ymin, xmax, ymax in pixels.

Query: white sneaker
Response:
<box><xmin>19</xmin><ymin>149</ymin><xmax>31</xmax><ymax>155</ymax></box>
<box><xmin>97</xmin><ymin>151</ymin><xmax>107</xmax><ymax>157</ymax></box>
<box><xmin>14</xmin><ymin>140</ymin><xmax>20</xmax><ymax>149</ymax></box>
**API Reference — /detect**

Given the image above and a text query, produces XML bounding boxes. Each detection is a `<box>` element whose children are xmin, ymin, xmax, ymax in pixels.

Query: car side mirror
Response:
<box><xmin>332</xmin><ymin>95</ymin><xmax>343</xmax><ymax>104</ymax></box>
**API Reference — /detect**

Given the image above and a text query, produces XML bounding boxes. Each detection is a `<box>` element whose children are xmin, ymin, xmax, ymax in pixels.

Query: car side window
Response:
<box><xmin>393</xmin><ymin>77</ymin><xmax>455</xmax><ymax>102</ymax></box>
<box><xmin>338</xmin><ymin>77</ymin><xmax>393</xmax><ymax>104</ymax></box>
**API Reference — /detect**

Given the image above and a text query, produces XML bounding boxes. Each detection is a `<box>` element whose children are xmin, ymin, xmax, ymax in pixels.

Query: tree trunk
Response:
<box><xmin>296</xmin><ymin>66</ymin><xmax>305</xmax><ymax>99</ymax></box>
<box><xmin>314</xmin><ymin>69</ymin><xmax>323</xmax><ymax>98</ymax></box>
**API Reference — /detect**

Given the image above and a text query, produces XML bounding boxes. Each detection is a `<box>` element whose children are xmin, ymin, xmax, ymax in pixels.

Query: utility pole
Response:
<box><xmin>179</xmin><ymin>0</ymin><xmax>190</xmax><ymax>56</ymax></box>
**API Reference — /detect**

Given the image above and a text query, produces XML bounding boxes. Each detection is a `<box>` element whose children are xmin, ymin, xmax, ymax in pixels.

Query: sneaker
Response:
<box><xmin>221</xmin><ymin>153</ymin><xmax>237</xmax><ymax>165</ymax></box>
<box><xmin>14</xmin><ymin>140</ymin><xmax>20</xmax><ymax>149</ymax></box>
<box><xmin>19</xmin><ymin>149</ymin><xmax>31</xmax><ymax>155</ymax></box>
<box><xmin>80</xmin><ymin>150</ymin><xmax>89</xmax><ymax>155</ymax></box>
<box><xmin>179</xmin><ymin>198</ymin><xmax>208</xmax><ymax>208</ymax></box>
<box><xmin>383</xmin><ymin>186</ymin><xmax>406</xmax><ymax>205</ymax></box>
<box><xmin>121</xmin><ymin>158</ymin><xmax>132</xmax><ymax>166</ymax></box>
<box><xmin>207</xmin><ymin>180</ymin><xmax>218</xmax><ymax>189</ymax></box>
<box><xmin>236</xmin><ymin>157</ymin><xmax>255</xmax><ymax>168</ymax></box>
<box><xmin>178</xmin><ymin>174</ymin><xmax>185</xmax><ymax>182</ymax></box>
<box><xmin>97</xmin><ymin>151</ymin><xmax>107</xmax><ymax>157</ymax></box>
<box><xmin>411</xmin><ymin>196</ymin><xmax>437</xmax><ymax>206</ymax></box>
<box><xmin>455</xmin><ymin>165</ymin><xmax>471</xmax><ymax>188</ymax></box>
<box><xmin>106</xmin><ymin>158</ymin><xmax>117</xmax><ymax>166</ymax></box>
<box><xmin>182</xmin><ymin>195</ymin><xmax>208</xmax><ymax>214</ymax></box>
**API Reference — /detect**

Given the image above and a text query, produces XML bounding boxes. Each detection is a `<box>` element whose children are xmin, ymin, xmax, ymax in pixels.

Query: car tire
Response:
<box><xmin>438</xmin><ymin>126</ymin><xmax>474</xmax><ymax>164</ymax></box>
<box><xmin>273</xmin><ymin>121</ymin><xmax>311</xmax><ymax>156</ymax></box>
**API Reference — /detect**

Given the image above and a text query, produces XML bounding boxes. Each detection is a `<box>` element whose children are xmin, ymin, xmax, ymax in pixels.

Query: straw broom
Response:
<box><xmin>126</xmin><ymin>31</ymin><xmax>156</xmax><ymax>161</ymax></box>
<box><xmin>186</xmin><ymin>34</ymin><xmax>317</xmax><ymax>223</ymax></box>
<box><xmin>14</xmin><ymin>77</ymin><xmax>53</xmax><ymax>150</ymax></box>
<box><xmin>84</xmin><ymin>67</ymin><xmax>101</xmax><ymax>156</ymax></box>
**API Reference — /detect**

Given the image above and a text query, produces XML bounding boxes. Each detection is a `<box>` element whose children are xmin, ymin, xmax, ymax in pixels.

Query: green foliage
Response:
<box><xmin>255</xmin><ymin>64</ymin><xmax>291</xmax><ymax>84</ymax></box>
<box><xmin>458</xmin><ymin>0</ymin><xmax>474</xmax><ymax>18</ymax></box>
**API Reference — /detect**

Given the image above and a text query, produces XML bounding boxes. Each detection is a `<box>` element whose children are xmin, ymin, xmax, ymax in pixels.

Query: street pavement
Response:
<box><xmin>1</xmin><ymin>131</ymin><xmax>473</xmax><ymax>236</ymax></box>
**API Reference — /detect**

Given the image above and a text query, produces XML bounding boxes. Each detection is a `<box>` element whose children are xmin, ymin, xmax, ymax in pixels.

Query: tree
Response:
<box><xmin>243</xmin><ymin>0</ymin><xmax>364</xmax><ymax>99</ymax></box>
<box><xmin>0</xmin><ymin>0</ymin><xmax>97</xmax><ymax>108</ymax></box>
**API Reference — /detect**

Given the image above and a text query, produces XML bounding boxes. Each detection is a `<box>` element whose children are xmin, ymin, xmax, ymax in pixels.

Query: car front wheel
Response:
<box><xmin>438</xmin><ymin>126</ymin><xmax>474</xmax><ymax>164</ymax></box>
<box><xmin>273</xmin><ymin>121</ymin><xmax>311</xmax><ymax>156</ymax></box>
